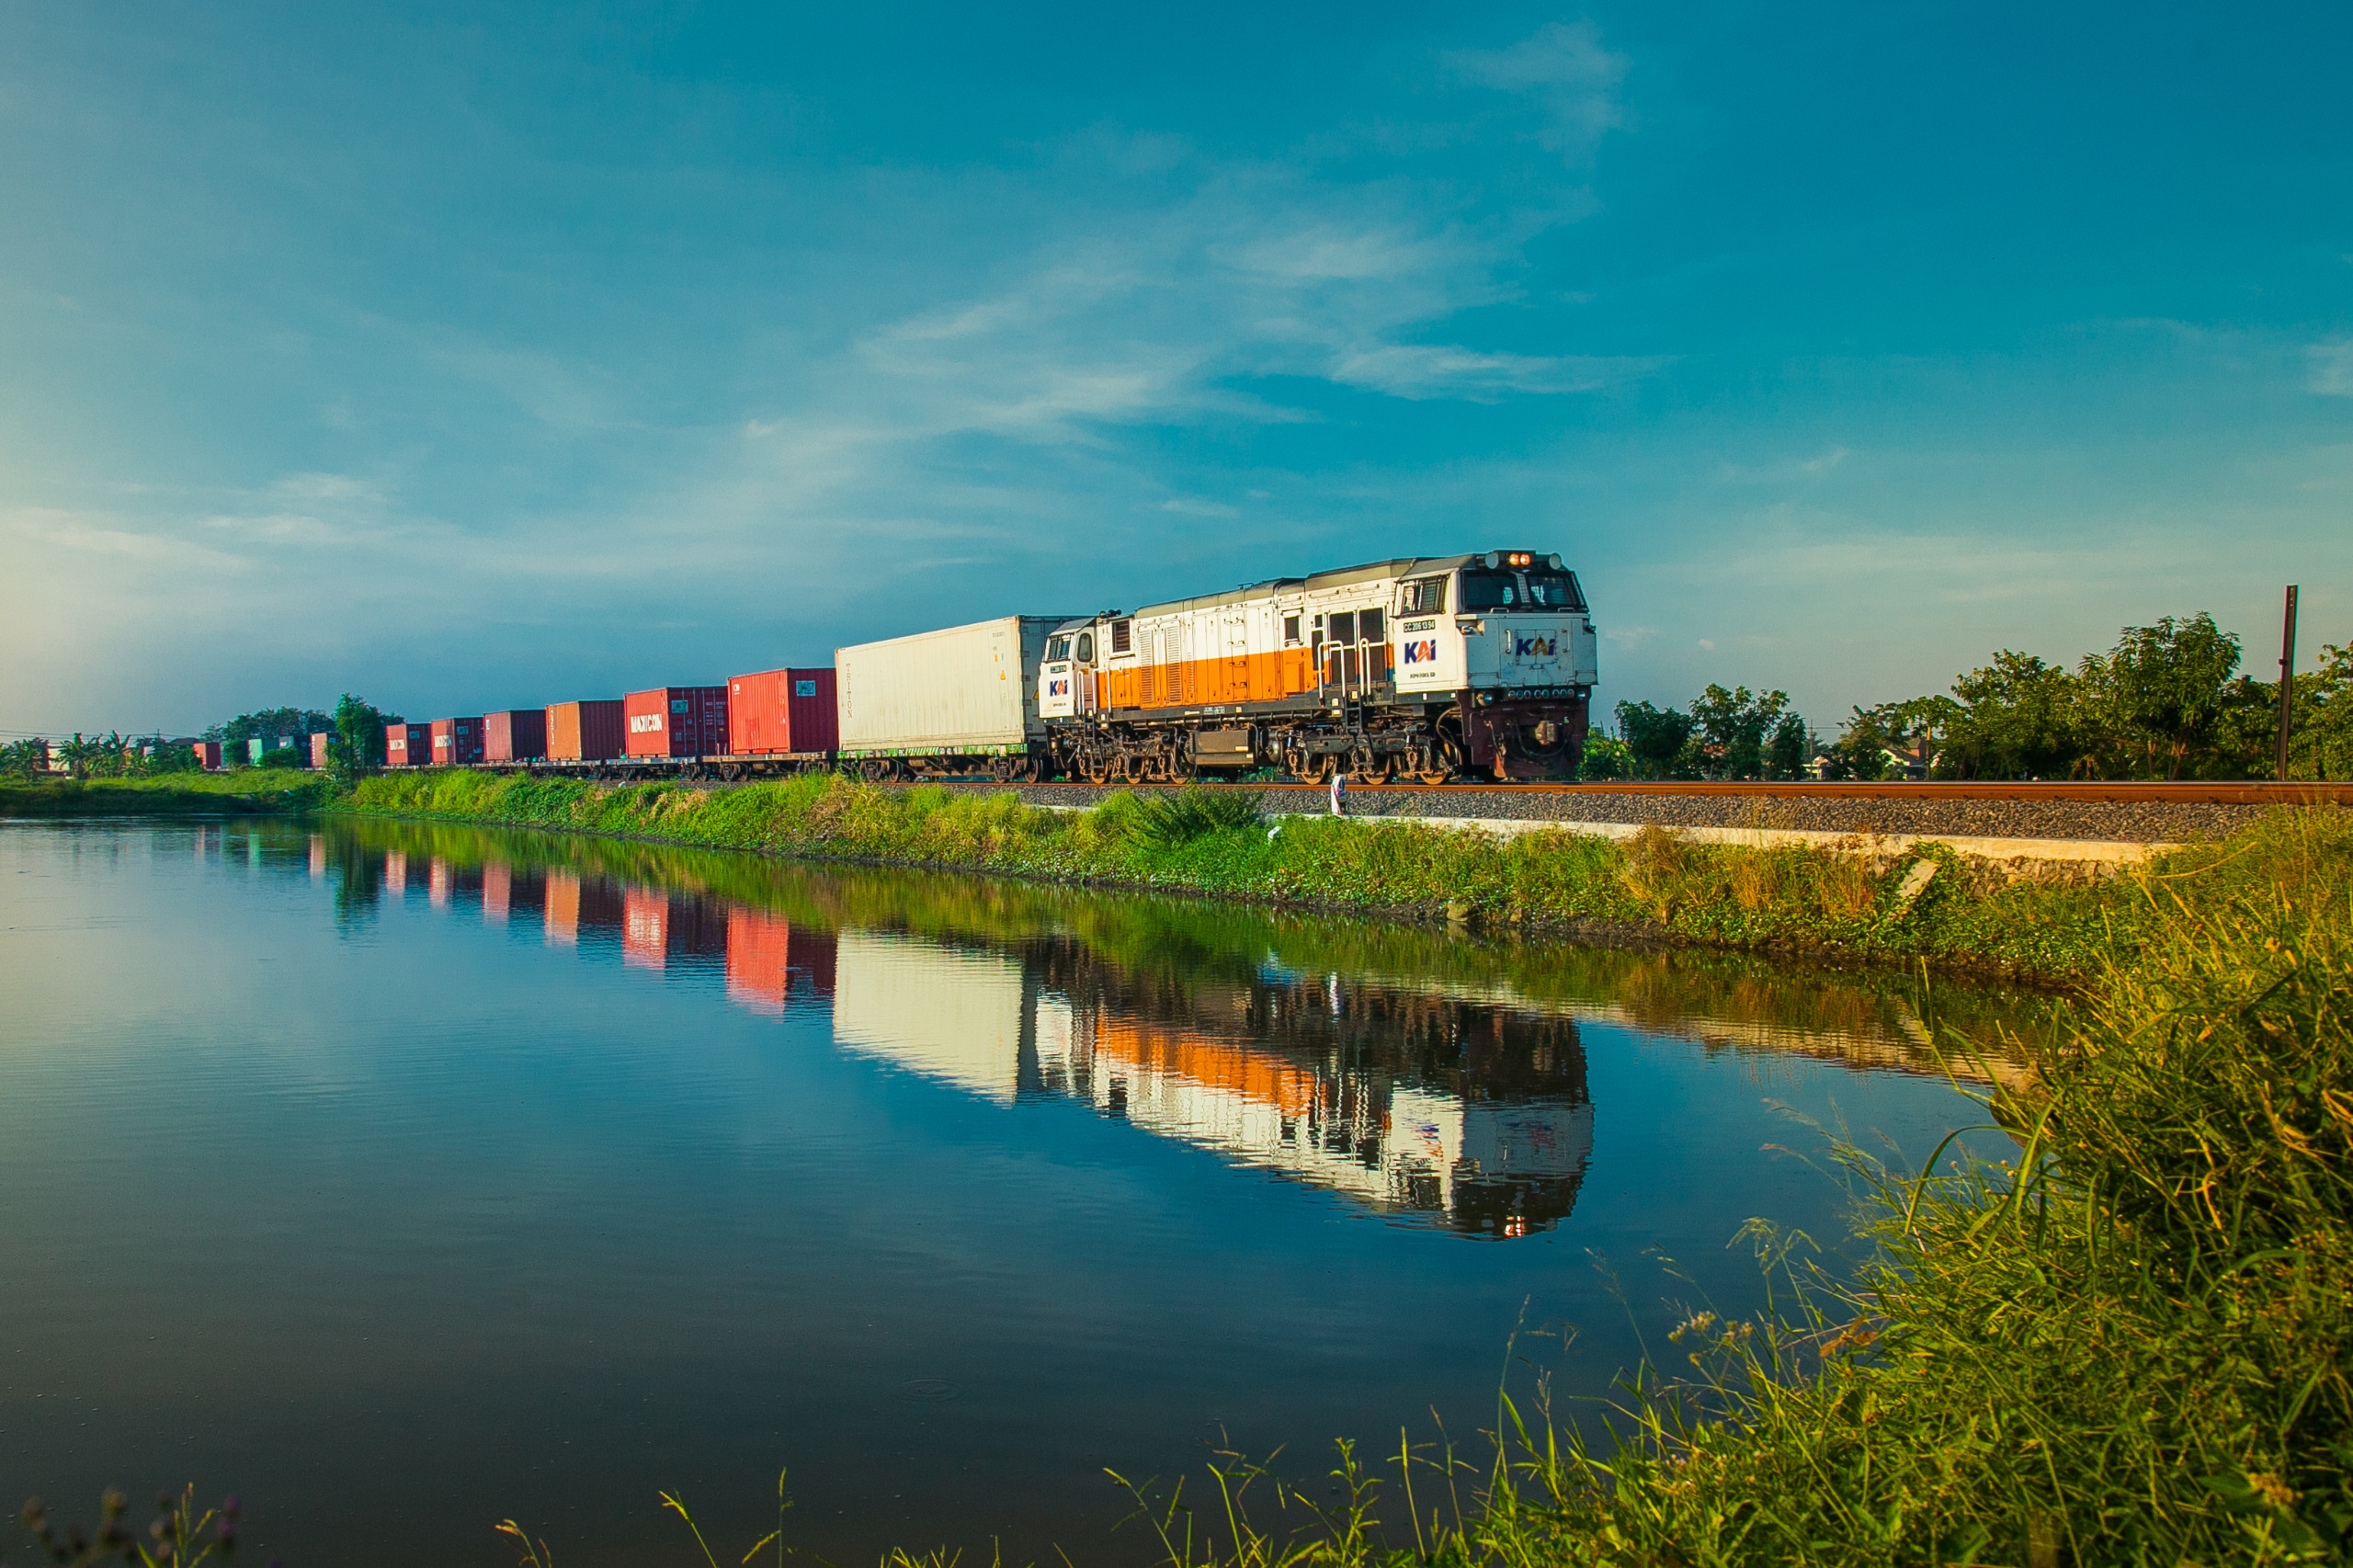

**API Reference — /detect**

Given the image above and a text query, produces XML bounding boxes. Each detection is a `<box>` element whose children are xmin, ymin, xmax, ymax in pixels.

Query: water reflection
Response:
<box><xmin>16</xmin><ymin>819</ymin><xmax>2053</xmax><ymax>1567</ymax></box>
<box><xmin>280</xmin><ymin>818</ymin><xmax>2047</xmax><ymax>1240</ymax></box>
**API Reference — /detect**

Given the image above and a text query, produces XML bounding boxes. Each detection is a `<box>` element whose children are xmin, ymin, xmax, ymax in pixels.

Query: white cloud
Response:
<box><xmin>1449</xmin><ymin>21</ymin><xmax>1628</xmax><ymax>160</ymax></box>
<box><xmin>2309</xmin><ymin>338</ymin><xmax>2353</xmax><ymax>396</ymax></box>
<box><xmin>1333</xmin><ymin>344</ymin><xmax>1665</xmax><ymax>400</ymax></box>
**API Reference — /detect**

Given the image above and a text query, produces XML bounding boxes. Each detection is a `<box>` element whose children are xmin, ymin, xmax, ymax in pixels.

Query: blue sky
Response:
<box><xmin>3</xmin><ymin>1</ymin><xmax>2347</xmax><ymax>735</ymax></box>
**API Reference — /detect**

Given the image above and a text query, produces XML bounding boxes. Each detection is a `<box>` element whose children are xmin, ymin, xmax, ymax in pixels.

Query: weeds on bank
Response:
<box><xmin>346</xmin><ymin>768</ymin><xmax>2147</xmax><ymax>979</ymax></box>
<box><xmin>10</xmin><ymin>1486</ymin><xmax>240</xmax><ymax>1567</ymax></box>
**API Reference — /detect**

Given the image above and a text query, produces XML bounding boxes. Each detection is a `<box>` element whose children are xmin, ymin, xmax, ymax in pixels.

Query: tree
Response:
<box><xmin>1687</xmin><ymin>686</ymin><xmax>1811</xmax><ymax>780</ymax></box>
<box><xmin>330</xmin><ymin>693</ymin><xmax>397</xmax><ymax>781</ymax></box>
<box><xmin>1578</xmin><ymin>733</ymin><xmax>1632</xmax><ymax>779</ymax></box>
<box><xmin>1</xmin><ymin>737</ymin><xmax>51</xmax><ymax>779</ymax></box>
<box><xmin>2079</xmin><ymin>614</ymin><xmax>2243</xmax><ymax>779</ymax></box>
<box><xmin>1764</xmin><ymin>712</ymin><xmax>1811</xmax><ymax>779</ymax></box>
<box><xmin>1939</xmin><ymin>651</ymin><xmax>2085</xmax><ymax>779</ymax></box>
<box><xmin>1615</xmin><ymin>701</ymin><xmax>1694</xmax><ymax>779</ymax></box>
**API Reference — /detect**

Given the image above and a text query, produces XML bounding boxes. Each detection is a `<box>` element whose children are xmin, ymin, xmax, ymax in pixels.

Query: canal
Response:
<box><xmin>0</xmin><ymin>818</ymin><xmax>2046</xmax><ymax>1565</ymax></box>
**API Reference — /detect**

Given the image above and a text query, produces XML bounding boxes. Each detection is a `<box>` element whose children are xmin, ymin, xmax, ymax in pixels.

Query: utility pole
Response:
<box><xmin>2276</xmin><ymin>585</ymin><xmax>2299</xmax><ymax>782</ymax></box>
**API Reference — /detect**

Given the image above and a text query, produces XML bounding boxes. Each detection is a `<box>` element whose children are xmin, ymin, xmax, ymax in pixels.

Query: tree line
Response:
<box><xmin>3</xmin><ymin>695</ymin><xmax>404</xmax><ymax>782</ymax></box>
<box><xmin>1587</xmin><ymin>611</ymin><xmax>2353</xmax><ymax>782</ymax></box>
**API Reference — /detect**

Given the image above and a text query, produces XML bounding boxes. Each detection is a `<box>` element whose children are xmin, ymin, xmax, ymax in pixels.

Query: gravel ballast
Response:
<box><xmin>976</xmin><ymin>783</ymin><xmax>2282</xmax><ymax>845</ymax></box>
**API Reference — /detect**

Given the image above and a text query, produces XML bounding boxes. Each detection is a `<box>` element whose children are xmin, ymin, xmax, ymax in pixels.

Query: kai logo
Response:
<box><xmin>1512</xmin><ymin>634</ymin><xmax>1558</xmax><ymax>658</ymax></box>
<box><xmin>1401</xmin><ymin>638</ymin><xmax>1439</xmax><ymax>665</ymax></box>
<box><xmin>1048</xmin><ymin>677</ymin><xmax>1070</xmax><ymax>697</ymax></box>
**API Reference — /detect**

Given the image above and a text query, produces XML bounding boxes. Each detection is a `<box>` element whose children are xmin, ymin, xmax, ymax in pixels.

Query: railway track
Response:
<box><xmin>897</xmin><ymin>778</ymin><xmax>2353</xmax><ymax>805</ymax></box>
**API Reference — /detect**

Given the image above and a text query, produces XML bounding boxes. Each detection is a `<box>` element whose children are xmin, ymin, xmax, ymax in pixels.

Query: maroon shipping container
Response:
<box><xmin>384</xmin><ymin>723</ymin><xmax>431</xmax><ymax>767</ymax></box>
<box><xmin>192</xmin><ymin>741</ymin><xmax>222</xmax><ymax>770</ymax></box>
<box><xmin>727</xmin><ymin>667</ymin><xmax>838</xmax><ymax>756</ymax></box>
<box><xmin>546</xmin><ymin>700</ymin><xmax>626</xmax><ymax>761</ymax></box>
<box><xmin>623</xmin><ymin>687</ymin><xmax>729</xmax><ymax>758</ymax></box>
<box><xmin>484</xmin><ymin>710</ymin><xmax>550</xmax><ymax>762</ymax></box>
<box><xmin>310</xmin><ymin>733</ymin><xmax>330</xmax><ymax>770</ymax></box>
<box><xmin>431</xmin><ymin>717</ymin><xmax>486</xmax><ymax>767</ymax></box>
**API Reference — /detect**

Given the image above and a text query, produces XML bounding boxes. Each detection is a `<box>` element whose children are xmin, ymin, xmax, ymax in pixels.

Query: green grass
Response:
<box><xmin>0</xmin><ymin>768</ymin><xmax>333</xmax><ymax>815</ymax></box>
<box><xmin>341</xmin><ymin>769</ymin><xmax>2153</xmax><ymax>983</ymax></box>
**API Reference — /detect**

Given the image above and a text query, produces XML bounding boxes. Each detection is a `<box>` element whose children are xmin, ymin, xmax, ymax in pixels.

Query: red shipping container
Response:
<box><xmin>384</xmin><ymin>723</ymin><xmax>431</xmax><ymax>767</ymax></box>
<box><xmin>624</xmin><ymin>686</ymin><xmax>729</xmax><ymax>758</ymax></box>
<box><xmin>431</xmin><ymin>718</ymin><xmax>485</xmax><ymax>766</ymax></box>
<box><xmin>546</xmin><ymin>700</ymin><xmax>626</xmax><ymax>761</ymax></box>
<box><xmin>191</xmin><ymin>741</ymin><xmax>222</xmax><ymax>770</ymax></box>
<box><xmin>484</xmin><ymin>710</ymin><xmax>550</xmax><ymax>762</ymax></box>
<box><xmin>309</xmin><ymin>733</ymin><xmax>330</xmax><ymax>769</ymax></box>
<box><xmin>727</xmin><ymin>667</ymin><xmax>838</xmax><ymax>756</ymax></box>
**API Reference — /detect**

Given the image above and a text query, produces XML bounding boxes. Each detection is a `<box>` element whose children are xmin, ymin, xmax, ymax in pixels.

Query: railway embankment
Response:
<box><xmin>334</xmin><ymin>768</ymin><xmax>2343</xmax><ymax>983</ymax></box>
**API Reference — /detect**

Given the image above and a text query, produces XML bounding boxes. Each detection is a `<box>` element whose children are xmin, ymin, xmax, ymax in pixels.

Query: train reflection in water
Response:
<box><xmin>338</xmin><ymin>836</ymin><xmax>1592</xmax><ymax>1238</ymax></box>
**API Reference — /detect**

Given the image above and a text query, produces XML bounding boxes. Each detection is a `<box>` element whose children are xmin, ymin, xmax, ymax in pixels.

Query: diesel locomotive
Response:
<box><xmin>1035</xmin><ymin>549</ymin><xmax>1597</xmax><ymax>782</ymax></box>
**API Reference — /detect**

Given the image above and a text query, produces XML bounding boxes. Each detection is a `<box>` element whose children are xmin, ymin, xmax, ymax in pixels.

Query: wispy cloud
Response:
<box><xmin>2309</xmin><ymin>338</ymin><xmax>2353</xmax><ymax>396</ymax></box>
<box><xmin>1448</xmin><ymin>21</ymin><xmax>1628</xmax><ymax>161</ymax></box>
<box><xmin>1334</xmin><ymin>345</ymin><xmax>1666</xmax><ymax>400</ymax></box>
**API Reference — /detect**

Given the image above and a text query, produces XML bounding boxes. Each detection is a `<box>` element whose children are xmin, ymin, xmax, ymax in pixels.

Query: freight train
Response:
<box><xmin>381</xmin><ymin>549</ymin><xmax>1598</xmax><ymax>784</ymax></box>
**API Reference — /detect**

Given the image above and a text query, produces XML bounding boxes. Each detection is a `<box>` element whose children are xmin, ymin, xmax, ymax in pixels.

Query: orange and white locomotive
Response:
<box><xmin>1036</xmin><ymin>550</ymin><xmax>1597</xmax><ymax>782</ymax></box>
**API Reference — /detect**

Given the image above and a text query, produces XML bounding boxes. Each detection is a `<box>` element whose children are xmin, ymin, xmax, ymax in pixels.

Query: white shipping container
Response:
<box><xmin>836</xmin><ymin>614</ymin><xmax>1074</xmax><ymax>756</ymax></box>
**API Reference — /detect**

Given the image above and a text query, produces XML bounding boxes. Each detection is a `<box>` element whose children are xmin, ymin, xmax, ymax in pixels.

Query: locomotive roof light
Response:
<box><xmin>1549</xmin><ymin>553</ymin><xmax>1563</xmax><ymax>569</ymax></box>
<box><xmin>1483</xmin><ymin>551</ymin><xmax>1501</xmax><ymax>568</ymax></box>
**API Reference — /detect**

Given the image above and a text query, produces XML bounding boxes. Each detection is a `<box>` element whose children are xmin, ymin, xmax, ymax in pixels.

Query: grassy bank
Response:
<box><xmin>1120</xmin><ymin>805</ymin><xmax>2349</xmax><ymax>1568</ymax></box>
<box><xmin>0</xmin><ymin>768</ymin><xmax>333</xmax><ymax>816</ymax></box>
<box><xmin>346</xmin><ymin>768</ymin><xmax>2147</xmax><ymax>981</ymax></box>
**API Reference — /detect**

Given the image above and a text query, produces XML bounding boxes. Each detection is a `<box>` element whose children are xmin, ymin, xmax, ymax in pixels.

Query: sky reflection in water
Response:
<box><xmin>0</xmin><ymin>819</ymin><xmax>2043</xmax><ymax>1566</ymax></box>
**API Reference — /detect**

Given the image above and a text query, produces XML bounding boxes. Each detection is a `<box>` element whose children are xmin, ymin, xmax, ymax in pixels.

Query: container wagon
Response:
<box><xmin>835</xmin><ymin>614</ymin><xmax>1074</xmax><ymax>781</ymax></box>
<box><xmin>624</xmin><ymin>687</ymin><xmax>729</xmax><ymax>759</ymax></box>
<box><xmin>483</xmin><ymin>710</ymin><xmax>549</xmax><ymax>762</ymax></box>
<box><xmin>721</xmin><ymin>667</ymin><xmax>837</xmax><ymax>774</ymax></box>
<box><xmin>310</xmin><ymin>733</ymin><xmax>331</xmax><ymax>769</ymax></box>
<box><xmin>546</xmin><ymin>700</ymin><xmax>626</xmax><ymax>762</ymax></box>
<box><xmin>431</xmin><ymin>717</ymin><xmax>485</xmax><ymax>766</ymax></box>
<box><xmin>385</xmin><ymin>722</ymin><xmax>431</xmax><ymax>768</ymax></box>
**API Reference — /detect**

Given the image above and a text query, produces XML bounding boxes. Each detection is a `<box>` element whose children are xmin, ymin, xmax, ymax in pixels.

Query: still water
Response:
<box><xmin>0</xmin><ymin>819</ymin><xmax>2042</xmax><ymax>1564</ymax></box>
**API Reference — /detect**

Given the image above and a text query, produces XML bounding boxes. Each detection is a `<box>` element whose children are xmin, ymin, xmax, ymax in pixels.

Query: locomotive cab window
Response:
<box><xmin>1399</xmin><ymin>576</ymin><xmax>1448</xmax><ymax>615</ymax></box>
<box><xmin>1046</xmin><ymin>636</ymin><xmax>1072</xmax><ymax>663</ymax></box>
<box><xmin>1075</xmin><ymin>631</ymin><xmax>1096</xmax><ymax>663</ymax></box>
<box><xmin>1110</xmin><ymin>619</ymin><xmax>1132</xmax><ymax>655</ymax></box>
<box><xmin>1458</xmin><ymin>568</ymin><xmax>1586</xmax><ymax>613</ymax></box>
